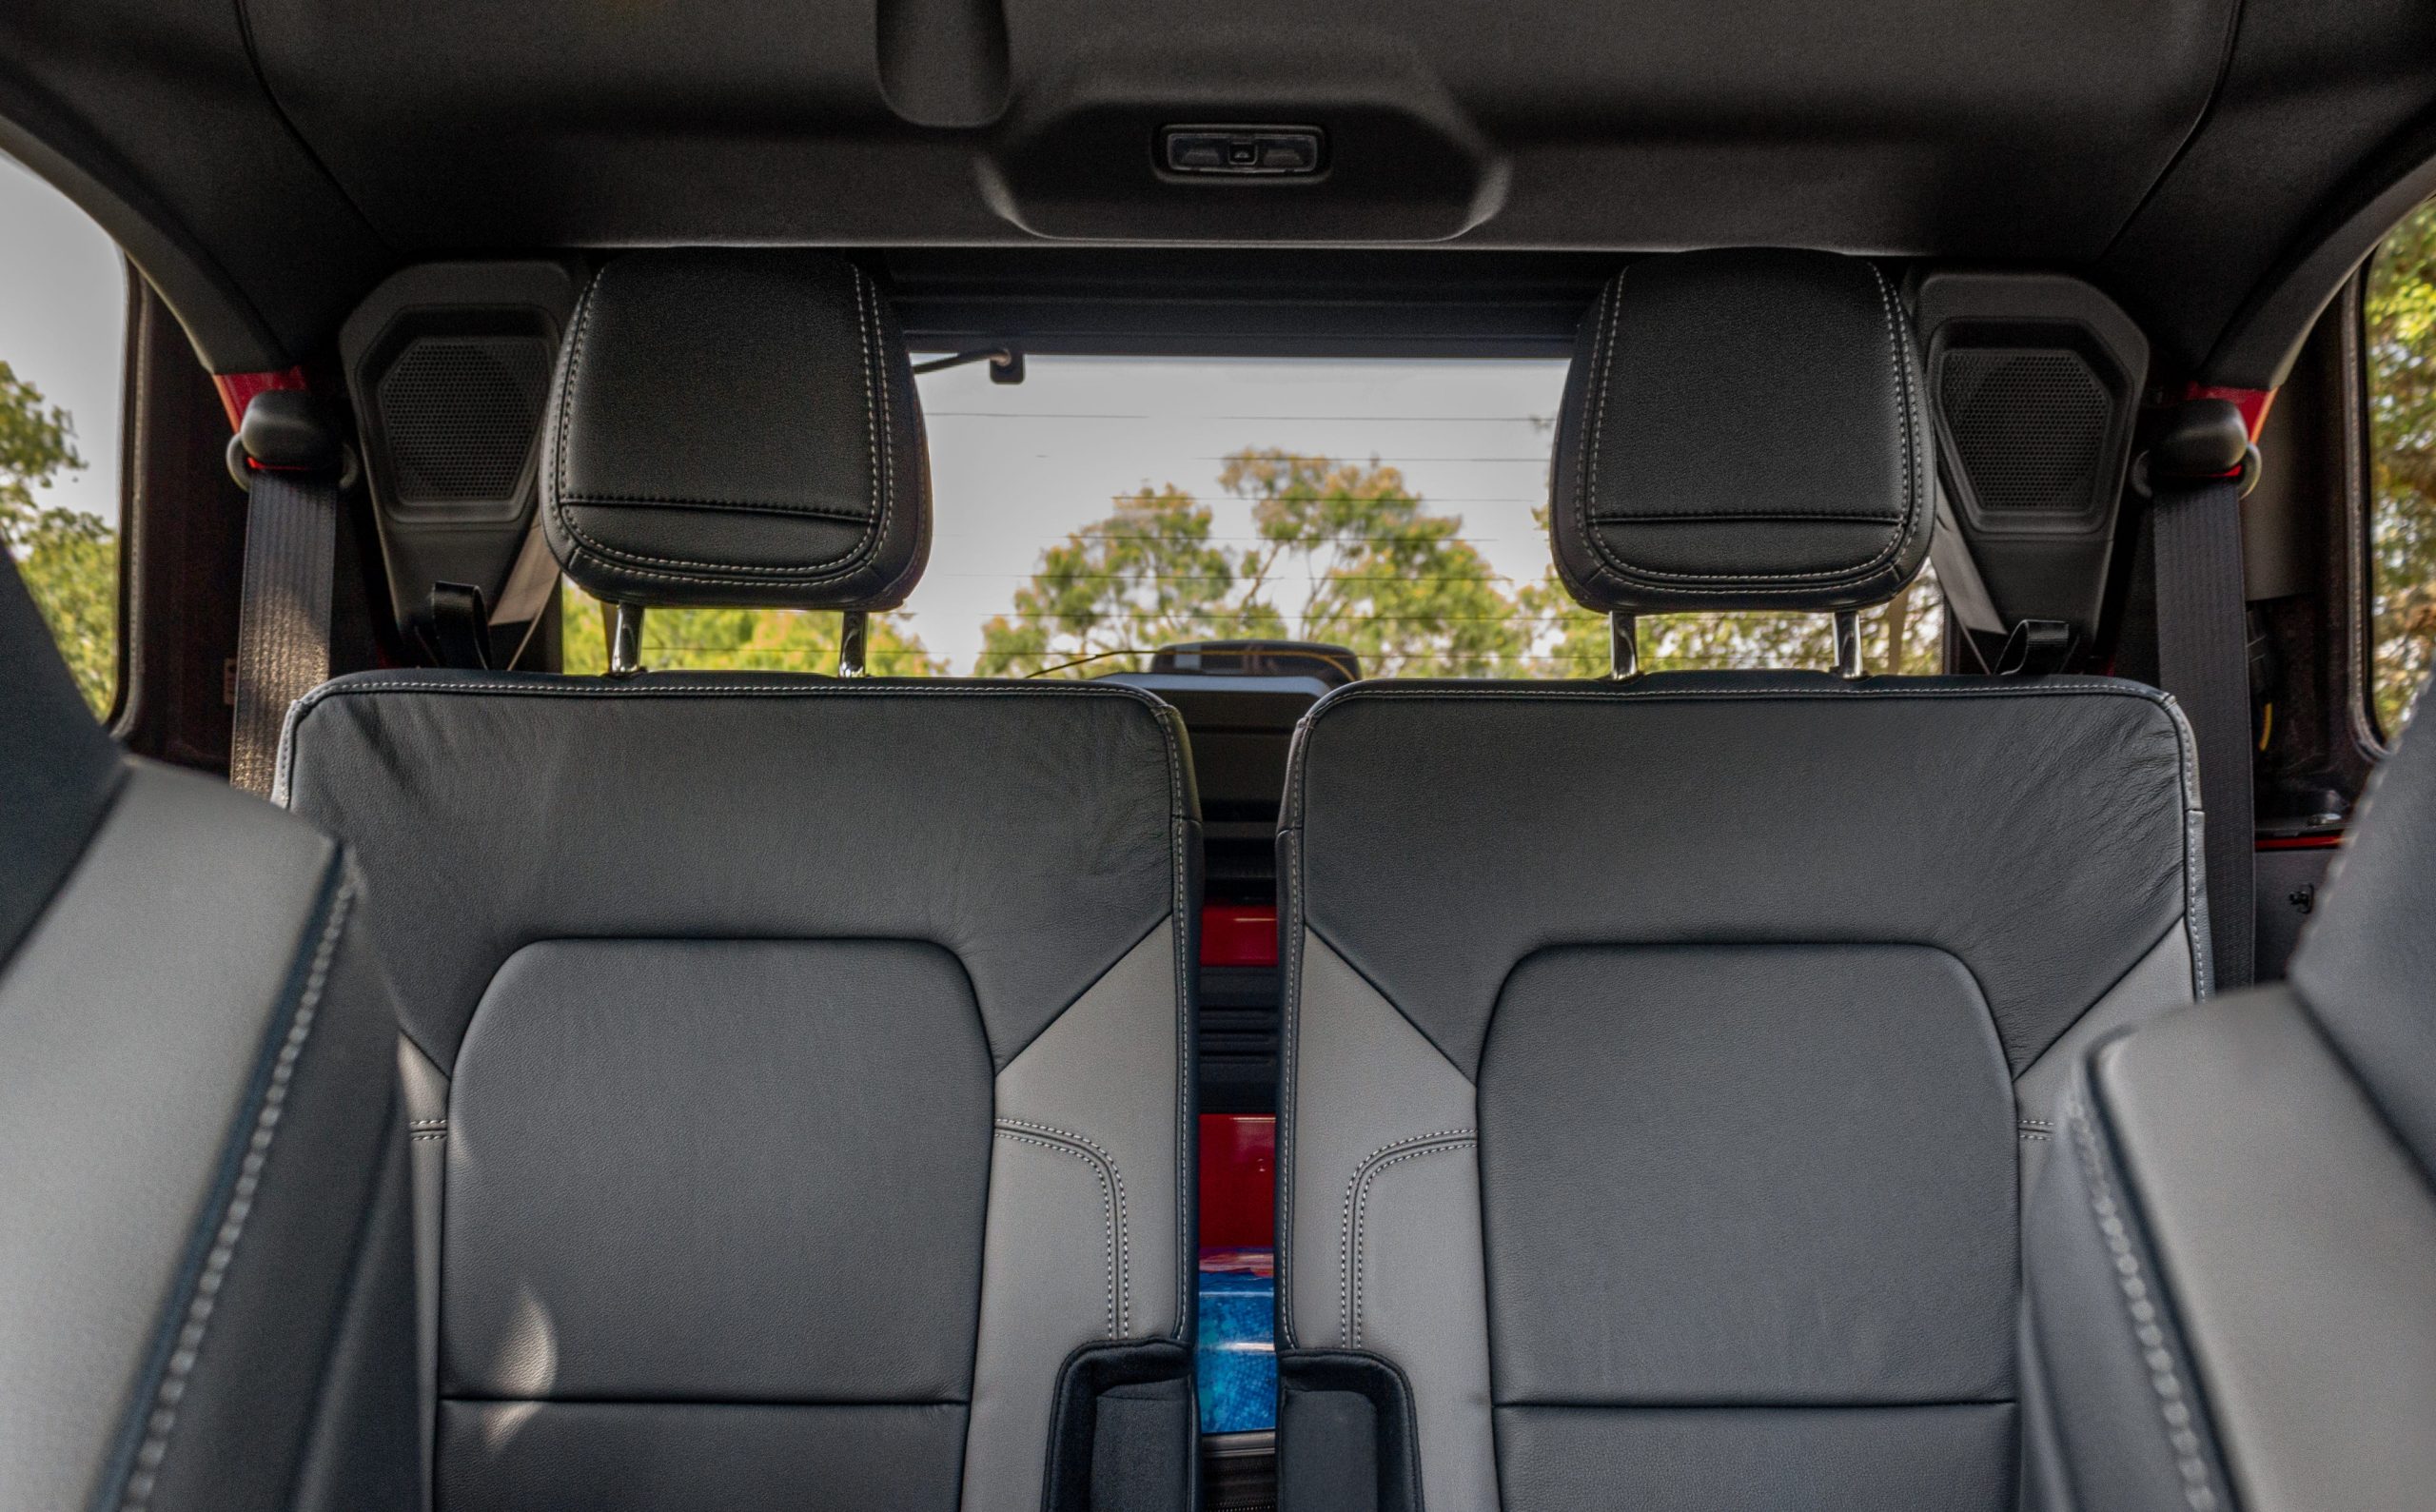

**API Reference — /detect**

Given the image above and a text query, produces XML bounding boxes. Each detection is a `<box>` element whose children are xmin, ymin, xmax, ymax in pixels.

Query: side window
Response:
<box><xmin>2366</xmin><ymin>198</ymin><xmax>2436</xmax><ymax>736</ymax></box>
<box><xmin>0</xmin><ymin>154</ymin><xmax>127</xmax><ymax>717</ymax></box>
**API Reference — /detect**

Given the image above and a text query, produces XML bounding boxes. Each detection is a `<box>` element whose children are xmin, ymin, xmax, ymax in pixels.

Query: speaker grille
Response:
<box><xmin>375</xmin><ymin>336</ymin><xmax>553</xmax><ymax>506</ymax></box>
<box><xmin>1937</xmin><ymin>347</ymin><xmax>2113</xmax><ymax>514</ymax></box>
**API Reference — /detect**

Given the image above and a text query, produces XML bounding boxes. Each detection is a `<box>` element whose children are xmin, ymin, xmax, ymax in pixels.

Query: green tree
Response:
<box><xmin>2366</xmin><ymin>197</ymin><xmax>2436</xmax><ymax>734</ymax></box>
<box><xmin>1223</xmin><ymin>450</ymin><xmax>1525</xmax><ymax>677</ymax></box>
<box><xmin>978</xmin><ymin>450</ymin><xmax>1526</xmax><ymax>677</ymax></box>
<box><xmin>975</xmin><ymin>485</ymin><xmax>1277</xmax><ymax>676</ymax></box>
<box><xmin>1</xmin><ymin>359</ymin><xmax>113</xmax><ymax>714</ymax></box>
<box><xmin>560</xmin><ymin>582</ymin><xmax>942</xmax><ymax>676</ymax></box>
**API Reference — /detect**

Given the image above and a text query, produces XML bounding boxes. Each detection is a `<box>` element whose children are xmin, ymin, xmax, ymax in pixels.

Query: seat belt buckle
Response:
<box><xmin>226</xmin><ymin>389</ymin><xmax>360</xmax><ymax>494</ymax></box>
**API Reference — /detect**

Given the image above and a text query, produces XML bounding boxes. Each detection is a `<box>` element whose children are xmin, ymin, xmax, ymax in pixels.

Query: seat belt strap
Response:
<box><xmin>226</xmin><ymin>391</ymin><xmax>350</xmax><ymax>796</ymax></box>
<box><xmin>2142</xmin><ymin>398</ymin><xmax>2258</xmax><ymax>992</ymax></box>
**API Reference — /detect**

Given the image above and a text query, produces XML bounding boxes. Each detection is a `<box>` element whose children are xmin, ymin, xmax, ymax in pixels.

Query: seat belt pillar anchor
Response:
<box><xmin>2132</xmin><ymin>397</ymin><xmax>2261</xmax><ymax>501</ymax></box>
<box><xmin>226</xmin><ymin>389</ymin><xmax>360</xmax><ymax>494</ymax></box>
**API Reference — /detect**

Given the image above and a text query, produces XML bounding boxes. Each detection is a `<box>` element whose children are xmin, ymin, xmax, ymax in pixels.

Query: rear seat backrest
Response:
<box><xmin>281</xmin><ymin>251</ymin><xmax>1200</xmax><ymax>1512</ymax></box>
<box><xmin>1273</xmin><ymin>250</ymin><xmax>2210</xmax><ymax>1512</ymax></box>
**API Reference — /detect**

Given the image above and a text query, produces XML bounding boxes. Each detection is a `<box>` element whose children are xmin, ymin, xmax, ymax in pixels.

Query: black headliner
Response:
<box><xmin>4</xmin><ymin>0</ymin><xmax>2435</xmax><ymax>382</ymax></box>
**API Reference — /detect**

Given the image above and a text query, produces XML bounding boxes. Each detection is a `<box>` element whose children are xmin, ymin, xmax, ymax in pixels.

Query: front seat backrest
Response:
<box><xmin>0</xmin><ymin>553</ymin><xmax>412</xmax><ymax>1512</ymax></box>
<box><xmin>2022</xmin><ymin>671</ymin><xmax>2436</xmax><ymax>1512</ymax></box>
<box><xmin>1274</xmin><ymin>249</ymin><xmax>2209</xmax><ymax>1512</ymax></box>
<box><xmin>280</xmin><ymin>249</ymin><xmax>1200</xmax><ymax>1512</ymax></box>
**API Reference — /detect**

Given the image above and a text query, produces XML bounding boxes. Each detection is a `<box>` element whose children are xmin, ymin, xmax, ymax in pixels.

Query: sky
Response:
<box><xmin>0</xmin><ymin>152</ymin><xmax>126</xmax><ymax>524</ymax></box>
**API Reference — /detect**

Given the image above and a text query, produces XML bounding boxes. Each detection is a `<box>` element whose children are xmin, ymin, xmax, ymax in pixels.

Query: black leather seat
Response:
<box><xmin>280</xmin><ymin>251</ymin><xmax>1201</xmax><ymax>1512</ymax></box>
<box><xmin>2022</xmin><ymin>671</ymin><xmax>2436</xmax><ymax>1512</ymax></box>
<box><xmin>1272</xmin><ymin>250</ymin><xmax>2210</xmax><ymax>1511</ymax></box>
<box><xmin>0</xmin><ymin>556</ymin><xmax>413</xmax><ymax>1512</ymax></box>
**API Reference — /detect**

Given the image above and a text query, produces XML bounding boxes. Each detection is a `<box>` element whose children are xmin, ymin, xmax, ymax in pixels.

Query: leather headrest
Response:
<box><xmin>541</xmin><ymin>249</ymin><xmax>931</xmax><ymax>610</ymax></box>
<box><xmin>1548</xmin><ymin>249</ymin><xmax>1932</xmax><ymax>615</ymax></box>
<box><xmin>2290</xmin><ymin>676</ymin><xmax>2436</xmax><ymax>1170</ymax></box>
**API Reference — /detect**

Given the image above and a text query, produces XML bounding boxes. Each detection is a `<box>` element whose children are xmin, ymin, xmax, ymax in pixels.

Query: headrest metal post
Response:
<box><xmin>1833</xmin><ymin>609</ymin><xmax>1865</xmax><ymax>680</ymax></box>
<box><xmin>608</xmin><ymin>602</ymin><xmax>646</xmax><ymax>678</ymax></box>
<box><xmin>1609</xmin><ymin>612</ymin><xmax>1640</xmax><ymax>681</ymax></box>
<box><xmin>838</xmin><ymin>610</ymin><xmax>869</xmax><ymax>678</ymax></box>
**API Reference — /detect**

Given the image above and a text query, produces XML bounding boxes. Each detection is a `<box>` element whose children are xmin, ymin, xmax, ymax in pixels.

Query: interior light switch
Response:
<box><xmin>1161</xmin><ymin>127</ymin><xmax>1325</xmax><ymax>177</ymax></box>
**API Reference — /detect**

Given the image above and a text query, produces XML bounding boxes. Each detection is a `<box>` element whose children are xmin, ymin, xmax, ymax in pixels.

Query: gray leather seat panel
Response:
<box><xmin>2102</xmin><ymin>992</ymin><xmax>2436</xmax><ymax>1511</ymax></box>
<box><xmin>2288</xmin><ymin>680</ymin><xmax>2436</xmax><ymax>1167</ymax></box>
<box><xmin>2028</xmin><ymin>986</ymin><xmax>2436</xmax><ymax>1512</ymax></box>
<box><xmin>285</xmin><ymin>671</ymin><xmax>1197</xmax><ymax>1512</ymax></box>
<box><xmin>1481</xmin><ymin>943</ymin><xmax>2015</xmax><ymax>1407</ymax></box>
<box><xmin>1279</xmin><ymin>924</ymin><xmax>1496</xmax><ymax>1511</ymax></box>
<box><xmin>1281</xmin><ymin>677</ymin><xmax>2197</xmax><ymax>1512</ymax></box>
<box><xmin>280</xmin><ymin>674</ymin><xmax>1188</xmax><ymax>1071</ymax></box>
<box><xmin>963</xmin><ymin>922</ymin><xmax>1190</xmax><ymax>1512</ymax></box>
<box><xmin>2012</xmin><ymin>927</ymin><xmax>2195</xmax><ymax>1208</ymax></box>
<box><xmin>442</xmin><ymin>938</ymin><xmax>992</xmax><ymax>1404</ymax></box>
<box><xmin>0</xmin><ymin>768</ymin><xmax>343</xmax><ymax>1509</ymax></box>
<box><xmin>1287</xmin><ymin>676</ymin><xmax>2199</xmax><ymax>1077</ymax></box>
<box><xmin>1493</xmin><ymin>1403</ymin><xmax>2017</xmax><ymax>1512</ymax></box>
<box><xmin>437</xmin><ymin>1400</ymin><xmax>970</xmax><ymax>1512</ymax></box>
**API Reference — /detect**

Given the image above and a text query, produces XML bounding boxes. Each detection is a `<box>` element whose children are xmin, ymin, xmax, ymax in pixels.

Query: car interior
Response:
<box><xmin>2</xmin><ymin>3</ymin><xmax>2435</xmax><ymax>1511</ymax></box>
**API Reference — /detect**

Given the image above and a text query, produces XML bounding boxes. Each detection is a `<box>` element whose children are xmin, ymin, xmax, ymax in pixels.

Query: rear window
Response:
<box><xmin>568</xmin><ymin>355</ymin><xmax>1942</xmax><ymax>678</ymax></box>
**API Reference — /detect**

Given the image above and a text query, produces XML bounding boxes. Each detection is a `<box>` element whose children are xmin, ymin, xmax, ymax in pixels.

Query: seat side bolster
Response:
<box><xmin>1279</xmin><ymin>927</ymin><xmax>1495</xmax><ymax>1512</ymax></box>
<box><xmin>962</xmin><ymin>921</ymin><xmax>1190</xmax><ymax>1512</ymax></box>
<box><xmin>2014</xmin><ymin>926</ymin><xmax>2197</xmax><ymax>1216</ymax></box>
<box><xmin>2022</xmin><ymin>1034</ymin><xmax>2236</xmax><ymax>1512</ymax></box>
<box><xmin>2082</xmin><ymin>989</ymin><xmax>2436</xmax><ymax>1512</ymax></box>
<box><xmin>0</xmin><ymin>764</ymin><xmax>407</xmax><ymax>1512</ymax></box>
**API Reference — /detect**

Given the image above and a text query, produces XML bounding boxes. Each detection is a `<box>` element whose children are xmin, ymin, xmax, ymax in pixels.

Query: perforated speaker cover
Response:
<box><xmin>1937</xmin><ymin>347</ymin><xmax>2112</xmax><ymax>514</ymax></box>
<box><xmin>374</xmin><ymin>335</ymin><xmax>552</xmax><ymax>506</ymax></box>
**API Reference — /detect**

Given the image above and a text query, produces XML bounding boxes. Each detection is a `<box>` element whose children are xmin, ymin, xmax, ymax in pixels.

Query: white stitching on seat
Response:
<box><xmin>996</xmin><ymin>1118</ymin><xmax>1131</xmax><ymax>1333</ymax></box>
<box><xmin>1575</xmin><ymin>273</ymin><xmax>1623</xmax><ymax>595</ymax></box>
<box><xmin>2065</xmin><ymin>1091</ymin><xmax>2222</xmax><ymax>1512</ymax></box>
<box><xmin>118</xmin><ymin>876</ymin><xmax>357</xmax><ymax>1512</ymax></box>
<box><xmin>855</xmin><ymin>262</ymin><xmax>896</xmax><ymax>593</ymax></box>
<box><xmin>553</xmin><ymin>494</ymin><xmax>877</xmax><ymax>523</ymax></box>
<box><xmin>547</xmin><ymin>265</ymin><xmax>601</xmax><ymax>551</ymax></box>
<box><xmin>997</xmin><ymin>1123</ymin><xmax>1128</xmax><ymax>1337</ymax></box>
<box><xmin>1338</xmin><ymin>1130</ymin><xmax>1475</xmax><ymax>1348</ymax></box>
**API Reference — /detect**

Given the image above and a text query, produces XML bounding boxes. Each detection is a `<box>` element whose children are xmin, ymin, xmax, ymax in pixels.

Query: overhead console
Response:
<box><xmin>975</xmin><ymin>31</ymin><xmax>1502</xmax><ymax>242</ymax></box>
